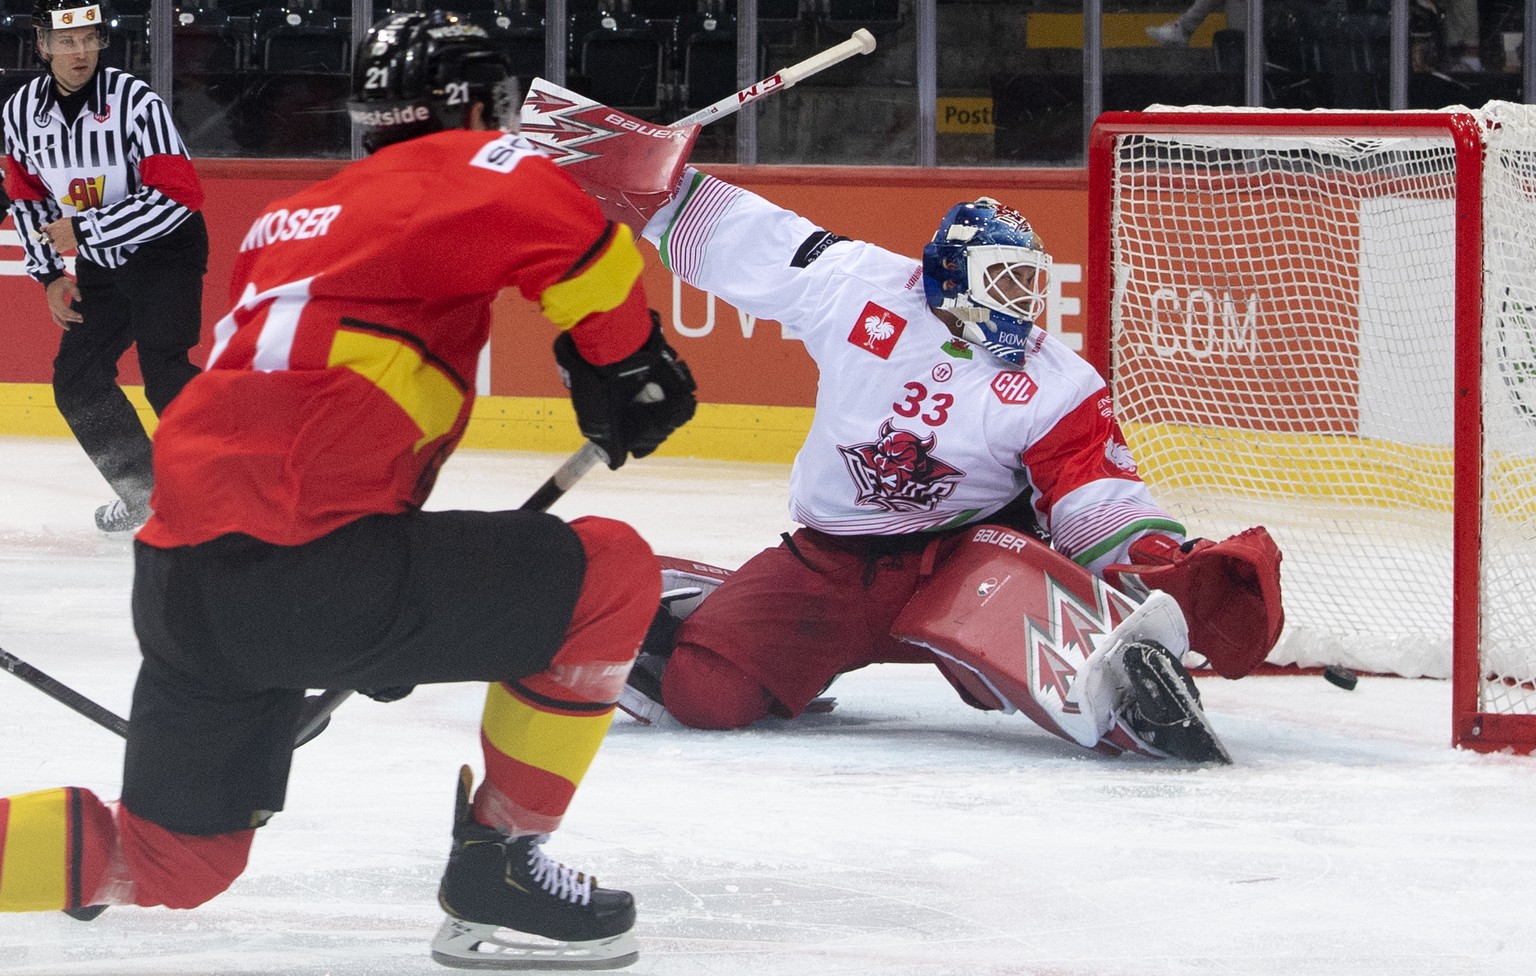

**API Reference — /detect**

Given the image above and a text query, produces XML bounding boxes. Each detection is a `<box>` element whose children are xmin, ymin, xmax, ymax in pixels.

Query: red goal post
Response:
<box><xmin>1086</xmin><ymin>105</ymin><xmax>1536</xmax><ymax>754</ymax></box>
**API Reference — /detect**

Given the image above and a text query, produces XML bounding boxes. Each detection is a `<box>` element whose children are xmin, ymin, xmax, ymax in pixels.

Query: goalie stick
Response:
<box><xmin>517</xmin><ymin>29</ymin><xmax>878</xmax><ymax>230</ymax></box>
<box><xmin>670</xmin><ymin>28</ymin><xmax>878</xmax><ymax>127</ymax></box>
<box><xmin>0</xmin><ymin>443</ymin><xmax>612</xmax><ymax>750</ymax></box>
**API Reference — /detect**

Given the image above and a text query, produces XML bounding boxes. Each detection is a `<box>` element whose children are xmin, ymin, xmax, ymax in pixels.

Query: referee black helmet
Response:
<box><xmin>348</xmin><ymin>10</ymin><xmax>517</xmax><ymax>155</ymax></box>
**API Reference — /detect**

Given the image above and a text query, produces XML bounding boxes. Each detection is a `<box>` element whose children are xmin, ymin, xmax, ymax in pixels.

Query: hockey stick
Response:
<box><xmin>291</xmin><ymin>440</ymin><xmax>611</xmax><ymax>743</ymax></box>
<box><xmin>0</xmin><ymin>648</ymin><xmax>130</xmax><ymax>738</ymax></box>
<box><xmin>671</xmin><ymin>28</ymin><xmax>878</xmax><ymax>127</ymax></box>
<box><xmin>1</xmin><ymin>444</ymin><xmax>610</xmax><ymax>748</ymax></box>
<box><xmin>518</xmin><ymin>29</ymin><xmax>877</xmax><ymax>229</ymax></box>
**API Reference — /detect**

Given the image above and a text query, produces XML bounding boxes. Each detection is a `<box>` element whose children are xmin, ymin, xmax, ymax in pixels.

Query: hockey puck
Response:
<box><xmin>1323</xmin><ymin>665</ymin><xmax>1358</xmax><ymax>691</ymax></box>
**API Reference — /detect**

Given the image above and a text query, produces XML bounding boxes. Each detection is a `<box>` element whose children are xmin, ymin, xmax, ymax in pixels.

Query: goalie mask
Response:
<box><xmin>32</xmin><ymin>0</ymin><xmax>111</xmax><ymax>48</ymax></box>
<box><xmin>922</xmin><ymin>197</ymin><xmax>1052</xmax><ymax>368</ymax></box>
<box><xmin>349</xmin><ymin>10</ymin><xmax>518</xmax><ymax>154</ymax></box>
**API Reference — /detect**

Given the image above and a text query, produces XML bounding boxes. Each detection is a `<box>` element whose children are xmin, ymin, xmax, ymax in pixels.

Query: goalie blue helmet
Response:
<box><xmin>922</xmin><ymin>197</ymin><xmax>1052</xmax><ymax>368</ymax></box>
<box><xmin>349</xmin><ymin>10</ymin><xmax>517</xmax><ymax>154</ymax></box>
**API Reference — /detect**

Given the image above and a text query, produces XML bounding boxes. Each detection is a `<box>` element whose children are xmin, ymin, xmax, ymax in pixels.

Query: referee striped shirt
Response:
<box><xmin>3</xmin><ymin>66</ymin><xmax>199</xmax><ymax>282</ymax></box>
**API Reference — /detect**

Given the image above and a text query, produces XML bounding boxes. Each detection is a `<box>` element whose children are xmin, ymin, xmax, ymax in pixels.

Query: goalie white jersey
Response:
<box><xmin>642</xmin><ymin>169</ymin><xmax>1183</xmax><ymax>574</ymax></box>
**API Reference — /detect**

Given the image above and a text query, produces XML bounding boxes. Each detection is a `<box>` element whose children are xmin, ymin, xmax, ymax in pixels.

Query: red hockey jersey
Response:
<box><xmin>139</xmin><ymin>130</ymin><xmax>652</xmax><ymax>547</ymax></box>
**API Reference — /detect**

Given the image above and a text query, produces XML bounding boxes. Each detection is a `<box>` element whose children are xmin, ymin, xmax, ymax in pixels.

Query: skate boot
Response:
<box><xmin>617</xmin><ymin>569</ymin><xmax>714</xmax><ymax>724</ymax></box>
<box><xmin>431</xmin><ymin>766</ymin><xmax>638</xmax><ymax>970</ymax></box>
<box><xmin>616</xmin><ymin>604</ymin><xmax>681</xmax><ymax>725</ymax></box>
<box><xmin>94</xmin><ymin>497</ymin><xmax>149</xmax><ymax>533</ymax></box>
<box><xmin>1145</xmin><ymin>20</ymin><xmax>1192</xmax><ymax>47</ymax></box>
<box><xmin>1117</xmin><ymin>640</ymin><xmax>1231</xmax><ymax>764</ymax></box>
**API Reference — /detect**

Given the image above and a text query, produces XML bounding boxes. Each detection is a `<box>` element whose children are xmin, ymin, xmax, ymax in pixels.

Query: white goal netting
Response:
<box><xmin>1097</xmin><ymin>104</ymin><xmax>1536</xmax><ymax>737</ymax></box>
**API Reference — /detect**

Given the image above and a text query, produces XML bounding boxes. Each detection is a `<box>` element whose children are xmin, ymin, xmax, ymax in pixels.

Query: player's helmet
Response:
<box><xmin>32</xmin><ymin>0</ymin><xmax>111</xmax><ymax>46</ymax></box>
<box><xmin>349</xmin><ymin>10</ymin><xmax>517</xmax><ymax>154</ymax></box>
<box><xmin>922</xmin><ymin>197</ymin><xmax>1052</xmax><ymax>368</ymax></box>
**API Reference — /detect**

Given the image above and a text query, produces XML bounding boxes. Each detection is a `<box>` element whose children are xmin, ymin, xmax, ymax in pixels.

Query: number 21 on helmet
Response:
<box><xmin>347</xmin><ymin>10</ymin><xmax>518</xmax><ymax>155</ymax></box>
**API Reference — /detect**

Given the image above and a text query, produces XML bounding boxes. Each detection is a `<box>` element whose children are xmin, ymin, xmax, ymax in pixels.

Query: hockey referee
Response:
<box><xmin>3</xmin><ymin>0</ymin><xmax>208</xmax><ymax>532</ymax></box>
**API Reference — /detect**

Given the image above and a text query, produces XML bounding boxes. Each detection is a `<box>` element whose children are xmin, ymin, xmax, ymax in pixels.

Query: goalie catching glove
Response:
<box><xmin>1103</xmin><ymin>527</ymin><xmax>1284</xmax><ymax>679</ymax></box>
<box><xmin>554</xmin><ymin>311</ymin><xmax>697</xmax><ymax>470</ymax></box>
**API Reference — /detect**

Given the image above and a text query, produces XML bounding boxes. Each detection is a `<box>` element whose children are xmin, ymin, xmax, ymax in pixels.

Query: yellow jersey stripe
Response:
<box><xmin>329</xmin><ymin>329</ymin><xmax>466</xmax><ymax>452</ymax></box>
<box><xmin>540</xmin><ymin>223</ymin><xmax>644</xmax><ymax>330</ymax></box>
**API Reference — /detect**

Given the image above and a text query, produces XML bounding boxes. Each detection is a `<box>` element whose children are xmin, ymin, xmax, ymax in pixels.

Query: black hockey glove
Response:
<box><xmin>553</xmin><ymin>311</ymin><xmax>697</xmax><ymax>470</ymax></box>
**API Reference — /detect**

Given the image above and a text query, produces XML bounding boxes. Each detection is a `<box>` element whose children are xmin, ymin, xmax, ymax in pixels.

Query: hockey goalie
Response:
<box><xmin>540</xmin><ymin>140</ymin><xmax>1287</xmax><ymax>763</ymax></box>
<box><xmin>506</xmin><ymin>69</ymin><xmax>1286</xmax><ymax>757</ymax></box>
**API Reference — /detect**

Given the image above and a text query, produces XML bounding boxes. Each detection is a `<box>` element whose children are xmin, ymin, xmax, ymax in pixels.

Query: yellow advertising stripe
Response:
<box><xmin>329</xmin><ymin>330</ymin><xmax>465</xmax><ymax>453</ymax></box>
<box><xmin>0</xmin><ymin>384</ymin><xmax>815</xmax><ymax>464</ymax></box>
<box><xmin>480</xmin><ymin>683</ymin><xmax>614</xmax><ymax>787</ymax></box>
<box><xmin>0</xmin><ymin>789</ymin><xmax>70</xmax><ymax>911</ymax></box>
<box><xmin>1122</xmin><ymin>421</ymin><xmax>1459</xmax><ymax>511</ymax></box>
<box><xmin>539</xmin><ymin>223</ymin><xmax>645</xmax><ymax>330</ymax></box>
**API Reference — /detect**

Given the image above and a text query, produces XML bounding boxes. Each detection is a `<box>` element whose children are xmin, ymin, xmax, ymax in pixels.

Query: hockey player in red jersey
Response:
<box><xmin>606</xmin><ymin>172</ymin><xmax>1282</xmax><ymax>762</ymax></box>
<box><xmin>0</xmin><ymin>11</ymin><xmax>695</xmax><ymax>970</ymax></box>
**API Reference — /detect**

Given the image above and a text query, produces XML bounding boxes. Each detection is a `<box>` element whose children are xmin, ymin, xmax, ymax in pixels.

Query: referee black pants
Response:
<box><xmin>54</xmin><ymin>212</ymin><xmax>209</xmax><ymax>505</ymax></box>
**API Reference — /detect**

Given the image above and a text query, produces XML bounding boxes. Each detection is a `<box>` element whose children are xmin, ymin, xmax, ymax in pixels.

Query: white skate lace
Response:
<box><xmin>525</xmin><ymin>836</ymin><xmax>594</xmax><ymax>906</ymax></box>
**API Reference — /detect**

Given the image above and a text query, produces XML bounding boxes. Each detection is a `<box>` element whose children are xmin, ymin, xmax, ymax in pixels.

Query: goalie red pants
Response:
<box><xmin>663</xmin><ymin>527</ymin><xmax>966</xmax><ymax>730</ymax></box>
<box><xmin>0</xmin><ymin>510</ymin><xmax>658</xmax><ymax>913</ymax></box>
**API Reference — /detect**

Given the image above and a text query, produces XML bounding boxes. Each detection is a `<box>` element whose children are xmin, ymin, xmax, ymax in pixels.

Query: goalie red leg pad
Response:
<box><xmin>0</xmin><ymin>787</ymin><xmax>116</xmax><ymax>912</ymax></box>
<box><xmin>662</xmin><ymin>643</ymin><xmax>775</xmax><ymax>729</ymax></box>
<box><xmin>1105</xmin><ymin>527</ymin><xmax>1284</xmax><ymax>679</ymax></box>
<box><xmin>475</xmin><ymin>516</ymin><xmax>657</xmax><ymax>834</ymax></box>
<box><xmin>117</xmin><ymin>807</ymin><xmax>253</xmax><ymax>909</ymax></box>
<box><xmin>892</xmin><ymin>526</ymin><xmax>1140</xmax><ymax>746</ymax></box>
<box><xmin>930</xmin><ymin>657</ymin><xmax>1010</xmax><ymax>712</ymax></box>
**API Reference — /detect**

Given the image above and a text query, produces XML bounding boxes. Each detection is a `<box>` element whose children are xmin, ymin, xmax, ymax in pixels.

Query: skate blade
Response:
<box><xmin>616</xmin><ymin>686</ymin><xmax>665</xmax><ymax>726</ymax></box>
<box><xmin>430</xmin><ymin>917</ymin><xmax>639</xmax><ymax>970</ymax></box>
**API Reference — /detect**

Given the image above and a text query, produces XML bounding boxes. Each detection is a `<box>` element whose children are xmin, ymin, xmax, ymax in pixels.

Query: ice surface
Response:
<box><xmin>1</xmin><ymin>436</ymin><xmax>1532</xmax><ymax>976</ymax></box>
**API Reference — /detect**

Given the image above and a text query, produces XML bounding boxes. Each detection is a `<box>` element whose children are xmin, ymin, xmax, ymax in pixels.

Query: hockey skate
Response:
<box><xmin>1145</xmin><ymin>20</ymin><xmax>1192</xmax><ymax>47</ymax></box>
<box><xmin>1115</xmin><ymin>641</ymin><xmax>1231</xmax><ymax>764</ymax></box>
<box><xmin>616</xmin><ymin>572</ymin><xmax>710</xmax><ymax>725</ymax></box>
<box><xmin>94</xmin><ymin>497</ymin><xmax>149</xmax><ymax>533</ymax></box>
<box><xmin>431</xmin><ymin>766</ymin><xmax>638</xmax><ymax>970</ymax></box>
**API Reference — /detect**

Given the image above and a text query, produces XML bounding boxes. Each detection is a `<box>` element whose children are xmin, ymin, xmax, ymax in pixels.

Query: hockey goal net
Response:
<box><xmin>1087</xmin><ymin>104</ymin><xmax>1536</xmax><ymax>753</ymax></box>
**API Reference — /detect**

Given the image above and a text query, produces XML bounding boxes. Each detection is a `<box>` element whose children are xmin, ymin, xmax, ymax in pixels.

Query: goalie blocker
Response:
<box><xmin>518</xmin><ymin>80</ymin><xmax>699</xmax><ymax>232</ymax></box>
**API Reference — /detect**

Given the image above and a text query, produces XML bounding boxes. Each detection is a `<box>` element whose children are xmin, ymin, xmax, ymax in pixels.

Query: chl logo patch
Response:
<box><xmin>847</xmin><ymin>302</ymin><xmax>906</xmax><ymax>359</ymax></box>
<box><xmin>990</xmin><ymin>370</ymin><xmax>1038</xmax><ymax>405</ymax></box>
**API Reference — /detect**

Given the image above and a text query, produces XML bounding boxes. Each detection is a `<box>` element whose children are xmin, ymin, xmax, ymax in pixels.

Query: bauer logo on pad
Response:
<box><xmin>847</xmin><ymin>302</ymin><xmax>906</xmax><ymax>359</ymax></box>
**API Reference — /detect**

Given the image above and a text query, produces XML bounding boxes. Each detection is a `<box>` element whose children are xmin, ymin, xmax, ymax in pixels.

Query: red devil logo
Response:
<box><xmin>840</xmin><ymin>419</ymin><xmax>964</xmax><ymax>513</ymax></box>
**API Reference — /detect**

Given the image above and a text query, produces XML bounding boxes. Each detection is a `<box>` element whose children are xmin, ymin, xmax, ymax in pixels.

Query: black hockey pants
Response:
<box><xmin>53</xmin><ymin>212</ymin><xmax>208</xmax><ymax>505</ymax></box>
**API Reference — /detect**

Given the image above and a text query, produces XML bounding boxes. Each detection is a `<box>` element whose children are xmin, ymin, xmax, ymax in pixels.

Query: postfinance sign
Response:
<box><xmin>936</xmin><ymin>98</ymin><xmax>994</xmax><ymax>134</ymax></box>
